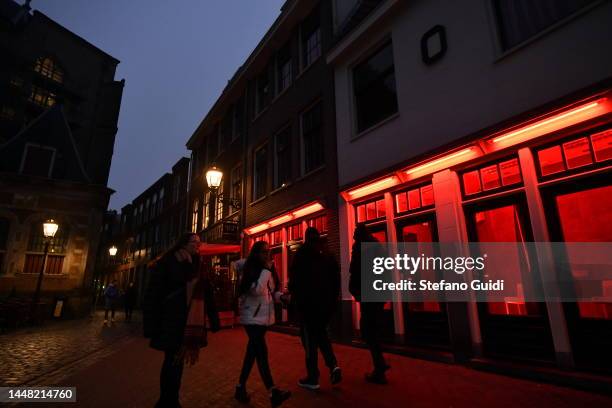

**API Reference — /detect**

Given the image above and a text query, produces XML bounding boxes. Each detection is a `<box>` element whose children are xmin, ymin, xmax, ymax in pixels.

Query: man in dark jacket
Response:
<box><xmin>349</xmin><ymin>224</ymin><xmax>390</xmax><ymax>384</ymax></box>
<box><xmin>124</xmin><ymin>281</ymin><xmax>137</xmax><ymax>322</ymax></box>
<box><xmin>289</xmin><ymin>227</ymin><xmax>341</xmax><ymax>390</ymax></box>
<box><xmin>143</xmin><ymin>233</ymin><xmax>220</xmax><ymax>408</ymax></box>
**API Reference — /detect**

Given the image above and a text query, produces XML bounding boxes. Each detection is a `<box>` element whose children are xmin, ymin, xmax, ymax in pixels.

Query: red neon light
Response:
<box><xmin>246</xmin><ymin>223</ymin><xmax>269</xmax><ymax>235</ymax></box>
<box><xmin>245</xmin><ymin>201</ymin><xmax>324</xmax><ymax>235</ymax></box>
<box><xmin>268</xmin><ymin>214</ymin><xmax>293</xmax><ymax>227</ymax></box>
<box><xmin>346</xmin><ymin>176</ymin><xmax>399</xmax><ymax>200</ymax></box>
<box><xmin>491</xmin><ymin>99</ymin><xmax>610</xmax><ymax>147</ymax></box>
<box><xmin>292</xmin><ymin>202</ymin><xmax>324</xmax><ymax>218</ymax></box>
<box><xmin>404</xmin><ymin>147</ymin><xmax>480</xmax><ymax>178</ymax></box>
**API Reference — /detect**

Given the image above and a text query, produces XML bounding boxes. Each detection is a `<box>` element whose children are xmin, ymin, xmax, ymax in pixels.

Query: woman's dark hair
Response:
<box><xmin>238</xmin><ymin>241</ymin><xmax>268</xmax><ymax>295</ymax></box>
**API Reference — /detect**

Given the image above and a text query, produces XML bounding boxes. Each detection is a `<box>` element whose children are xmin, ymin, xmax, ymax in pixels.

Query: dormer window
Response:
<box><xmin>34</xmin><ymin>57</ymin><xmax>64</xmax><ymax>83</ymax></box>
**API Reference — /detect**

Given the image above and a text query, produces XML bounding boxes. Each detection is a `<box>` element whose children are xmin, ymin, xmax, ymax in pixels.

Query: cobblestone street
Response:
<box><xmin>2</xmin><ymin>315</ymin><xmax>611</xmax><ymax>408</ymax></box>
<box><xmin>0</xmin><ymin>311</ymin><xmax>140</xmax><ymax>386</ymax></box>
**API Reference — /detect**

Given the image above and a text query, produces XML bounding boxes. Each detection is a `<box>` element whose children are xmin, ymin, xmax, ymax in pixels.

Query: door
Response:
<box><xmin>270</xmin><ymin>248</ymin><xmax>284</xmax><ymax>323</ymax></box>
<box><xmin>397</xmin><ymin>215</ymin><xmax>450</xmax><ymax>349</ymax></box>
<box><xmin>465</xmin><ymin>195</ymin><xmax>555</xmax><ymax>362</ymax></box>
<box><xmin>543</xmin><ymin>175</ymin><xmax>612</xmax><ymax>371</ymax></box>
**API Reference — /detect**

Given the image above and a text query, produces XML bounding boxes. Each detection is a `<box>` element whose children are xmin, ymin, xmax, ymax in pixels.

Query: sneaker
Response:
<box><xmin>297</xmin><ymin>377</ymin><xmax>320</xmax><ymax>390</ymax></box>
<box><xmin>365</xmin><ymin>371</ymin><xmax>388</xmax><ymax>385</ymax></box>
<box><xmin>234</xmin><ymin>385</ymin><xmax>249</xmax><ymax>404</ymax></box>
<box><xmin>269</xmin><ymin>388</ymin><xmax>291</xmax><ymax>407</ymax></box>
<box><xmin>330</xmin><ymin>366</ymin><xmax>342</xmax><ymax>385</ymax></box>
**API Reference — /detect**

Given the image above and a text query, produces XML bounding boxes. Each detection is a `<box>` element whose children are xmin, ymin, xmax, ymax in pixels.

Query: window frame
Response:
<box><xmin>351</xmin><ymin>39</ymin><xmax>399</xmax><ymax>135</ymax></box>
<box><xmin>253</xmin><ymin>143</ymin><xmax>269</xmax><ymax>201</ymax></box>
<box><xmin>19</xmin><ymin>143</ymin><xmax>56</xmax><ymax>178</ymax></box>
<box><xmin>300</xmin><ymin>100</ymin><xmax>324</xmax><ymax>175</ymax></box>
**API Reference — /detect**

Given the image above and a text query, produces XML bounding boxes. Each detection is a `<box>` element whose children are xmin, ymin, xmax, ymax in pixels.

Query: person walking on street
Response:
<box><xmin>124</xmin><ymin>281</ymin><xmax>137</xmax><ymax>322</ymax></box>
<box><xmin>143</xmin><ymin>233</ymin><xmax>220</xmax><ymax>408</ymax></box>
<box><xmin>103</xmin><ymin>280</ymin><xmax>119</xmax><ymax>324</ymax></box>
<box><xmin>235</xmin><ymin>241</ymin><xmax>291</xmax><ymax>407</ymax></box>
<box><xmin>289</xmin><ymin>227</ymin><xmax>341</xmax><ymax>390</ymax></box>
<box><xmin>349</xmin><ymin>224</ymin><xmax>390</xmax><ymax>384</ymax></box>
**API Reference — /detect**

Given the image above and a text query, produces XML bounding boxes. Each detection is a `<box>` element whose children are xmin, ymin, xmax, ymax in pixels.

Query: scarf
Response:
<box><xmin>176</xmin><ymin>250</ymin><xmax>209</xmax><ymax>349</ymax></box>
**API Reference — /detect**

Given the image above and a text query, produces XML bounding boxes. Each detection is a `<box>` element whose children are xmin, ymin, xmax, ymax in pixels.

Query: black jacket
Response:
<box><xmin>142</xmin><ymin>254</ymin><xmax>219</xmax><ymax>351</ymax></box>
<box><xmin>349</xmin><ymin>241</ymin><xmax>385</xmax><ymax>302</ymax></box>
<box><xmin>289</xmin><ymin>244</ymin><xmax>340</xmax><ymax>324</ymax></box>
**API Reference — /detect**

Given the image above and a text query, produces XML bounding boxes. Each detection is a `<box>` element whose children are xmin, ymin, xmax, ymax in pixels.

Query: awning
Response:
<box><xmin>198</xmin><ymin>243</ymin><xmax>241</xmax><ymax>256</ymax></box>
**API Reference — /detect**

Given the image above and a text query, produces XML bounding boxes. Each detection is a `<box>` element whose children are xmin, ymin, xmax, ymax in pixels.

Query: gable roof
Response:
<box><xmin>0</xmin><ymin>104</ymin><xmax>91</xmax><ymax>183</ymax></box>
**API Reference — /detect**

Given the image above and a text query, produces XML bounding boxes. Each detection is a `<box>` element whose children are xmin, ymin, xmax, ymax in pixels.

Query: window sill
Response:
<box><xmin>295</xmin><ymin>55</ymin><xmax>322</xmax><ymax>81</ymax></box>
<box><xmin>249</xmin><ymin>195</ymin><xmax>269</xmax><ymax>207</ymax></box>
<box><xmin>270</xmin><ymin>182</ymin><xmax>292</xmax><ymax>196</ymax></box>
<box><xmin>351</xmin><ymin>112</ymin><xmax>400</xmax><ymax>142</ymax></box>
<box><xmin>271</xmin><ymin>84</ymin><xmax>292</xmax><ymax>105</ymax></box>
<box><xmin>251</xmin><ymin>106</ymin><xmax>270</xmax><ymax>124</ymax></box>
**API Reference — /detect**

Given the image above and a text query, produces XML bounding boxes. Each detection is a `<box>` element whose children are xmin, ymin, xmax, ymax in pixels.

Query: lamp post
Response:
<box><xmin>31</xmin><ymin>219</ymin><xmax>58</xmax><ymax>322</ymax></box>
<box><xmin>205</xmin><ymin>166</ymin><xmax>241</xmax><ymax>223</ymax></box>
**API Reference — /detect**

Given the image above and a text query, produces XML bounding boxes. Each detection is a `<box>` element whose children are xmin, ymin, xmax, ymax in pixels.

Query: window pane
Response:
<box><xmin>395</xmin><ymin>192</ymin><xmax>408</xmax><ymax>213</ymax></box>
<box><xmin>556</xmin><ymin>185</ymin><xmax>612</xmax><ymax>319</ymax></box>
<box><xmin>474</xmin><ymin>205</ymin><xmax>538</xmax><ymax>316</ymax></box>
<box><xmin>22</xmin><ymin>146</ymin><xmax>53</xmax><ymax>177</ymax></box>
<box><xmin>480</xmin><ymin>165</ymin><xmax>501</xmax><ymax>191</ymax></box>
<box><xmin>538</xmin><ymin>145</ymin><xmax>565</xmax><ymax>176</ymax></box>
<box><xmin>591</xmin><ymin>129</ymin><xmax>612</xmax><ymax>162</ymax></box>
<box><xmin>463</xmin><ymin>171</ymin><xmax>481</xmax><ymax>195</ymax></box>
<box><xmin>254</xmin><ymin>146</ymin><xmax>268</xmax><ymax>199</ymax></box>
<box><xmin>353</xmin><ymin>42</ymin><xmax>398</xmax><ymax>132</ymax></box>
<box><xmin>493</xmin><ymin>0</ymin><xmax>598</xmax><ymax>50</ymax></box>
<box><xmin>562</xmin><ymin>137</ymin><xmax>592</xmax><ymax>169</ymax></box>
<box><xmin>500</xmin><ymin>158</ymin><xmax>522</xmax><ymax>186</ymax></box>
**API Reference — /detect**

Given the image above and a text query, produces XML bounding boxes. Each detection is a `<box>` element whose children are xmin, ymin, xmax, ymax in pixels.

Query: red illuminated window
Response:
<box><xmin>480</xmin><ymin>165</ymin><xmax>501</xmax><ymax>191</ymax></box>
<box><xmin>307</xmin><ymin>215</ymin><xmax>328</xmax><ymax>234</ymax></box>
<box><xmin>463</xmin><ymin>171</ymin><xmax>481</xmax><ymax>195</ymax></box>
<box><xmin>473</xmin><ymin>204</ymin><xmax>538</xmax><ymax>317</ymax></box>
<box><xmin>288</xmin><ymin>223</ymin><xmax>302</xmax><ymax>241</ymax></box>
<box><xmin>538</xmin><ymin>145</ymin><xmax>565</xmax><ymax>176</ymax></box>
<box><xmin>590</xmin><ymin>129</ymin><xmax>612</xmax><ymax>162</ymax></box>
<box><xmin>356</xmin><ymin>198</ymin><xmax>386</xmax><ymax>223</ymax></box>
<box><xmin>269</xmin><ymin>229</ymin><xmax>282</xmax><ymax>246</ymax></box>
<box><xmin>394</xmin><ymin>184</ymin><xmax>434</xmax><ymax>214</ymax></box>
<box><xmin>556</xmin><ymin>185</ymin><xmax>612</xmax><ymax>320</ymax></box>
<box><xmin>562</xmin><ymin>137</ymin><xmax>592</xmax><ymax>169</ymax></box>
<box><xmin>462</xmin><ymin>158</ymin><xmax>522</xmax><ymax>197</ymax></box>
<box><xmin>252</xmin><ymin>234</ymin><xmax>268</xmax><ymax>244</ymax></box>
<box><xmin>536</xmin><ymin>131</ymin><xmax>611</xmax><ymax>179</ymax></box>
<box><xmin>499</xmin><ymin>158</ymin><xmax>521</xmax><ymax>186</ymax></box>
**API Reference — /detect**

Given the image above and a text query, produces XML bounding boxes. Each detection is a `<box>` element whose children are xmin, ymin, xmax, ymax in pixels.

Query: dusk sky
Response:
<box><xmin>29</xmin><ymin>0</ymin><xmax>285</xmax><ymax>210</ymax></box>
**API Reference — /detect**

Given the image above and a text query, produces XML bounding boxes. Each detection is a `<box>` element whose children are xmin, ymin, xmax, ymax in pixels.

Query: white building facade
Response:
<box><xmin>329</xmin><ymin>0</ymin><xmax>612</xmax><ymax>372</ymax></box>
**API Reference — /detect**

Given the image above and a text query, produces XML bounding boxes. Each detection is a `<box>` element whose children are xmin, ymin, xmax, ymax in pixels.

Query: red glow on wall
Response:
<box><xmin>490</xmin><ymin>98</ymin><xmax>610</xmax><ymax>148</ymax></box>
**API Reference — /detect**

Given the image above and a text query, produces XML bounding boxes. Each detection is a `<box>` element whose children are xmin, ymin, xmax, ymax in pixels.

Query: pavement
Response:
<box><xmin>1</xmin><ymin>314</ymin><xmax>611</xmax><ymax>408</ymax></box>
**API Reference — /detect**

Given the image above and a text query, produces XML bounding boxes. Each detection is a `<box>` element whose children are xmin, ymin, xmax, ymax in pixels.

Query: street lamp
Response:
<box><xmin>108</xmin><ymin>245</ymin><xmax>118</xmax><ymax>257</ymax></box>
<box><xmin>205</xmin><ymin>165</ymin><xmax>241</xmax><ymax>211</ymax></box>
<box><xmin>31</xmin><ymin>219</ymin><xmax>58</xmax><ymax>322</ymax></box>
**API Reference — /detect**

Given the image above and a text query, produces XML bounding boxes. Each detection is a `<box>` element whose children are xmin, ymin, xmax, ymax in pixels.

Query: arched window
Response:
<box><xmin>34</xmin><ymin>56</ymin><xmax>64</xmax><ymax>83</ymax></box>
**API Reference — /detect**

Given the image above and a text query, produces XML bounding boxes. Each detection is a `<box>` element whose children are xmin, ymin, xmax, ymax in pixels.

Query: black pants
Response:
<box><xmin>125</xmin><ymin>304</ymin><xmax>134</xmax><ymax>321</ymax></box>
<box><xmin>300</xmin><ymin>321</ymin><xmax>337</xmax><ymax>380</ymax></box>
<box><xmin>360</xmin><ymin>302</ymin><xmax>387</xmax><ymax>372</ymax></box>
<box><xmin>104</xmin><ymin>306</ymin><xmax>115</xmax><ymax>320</ymax></box>
<box><xmin>239</xmin><ymin>325</ymin><xmax>274</xmax><ymax>389</ymax></box>
<box><xmin>156</xmin><ymin>349</ymin><xmax>184</xmax><ymax>408</ymax></box>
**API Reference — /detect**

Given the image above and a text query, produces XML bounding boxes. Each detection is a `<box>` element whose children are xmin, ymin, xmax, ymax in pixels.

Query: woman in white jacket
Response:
<box><xmin>235</xmin><ymin>241</ymin><xmax>291</xmax><ymax>407</ymax></box>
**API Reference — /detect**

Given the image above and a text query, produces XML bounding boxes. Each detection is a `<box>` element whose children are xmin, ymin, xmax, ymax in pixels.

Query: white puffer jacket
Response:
<box><xmin>238</xmin><ymin>269</ymin><xmax>281</xmax><ymax>326</ymax></box>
